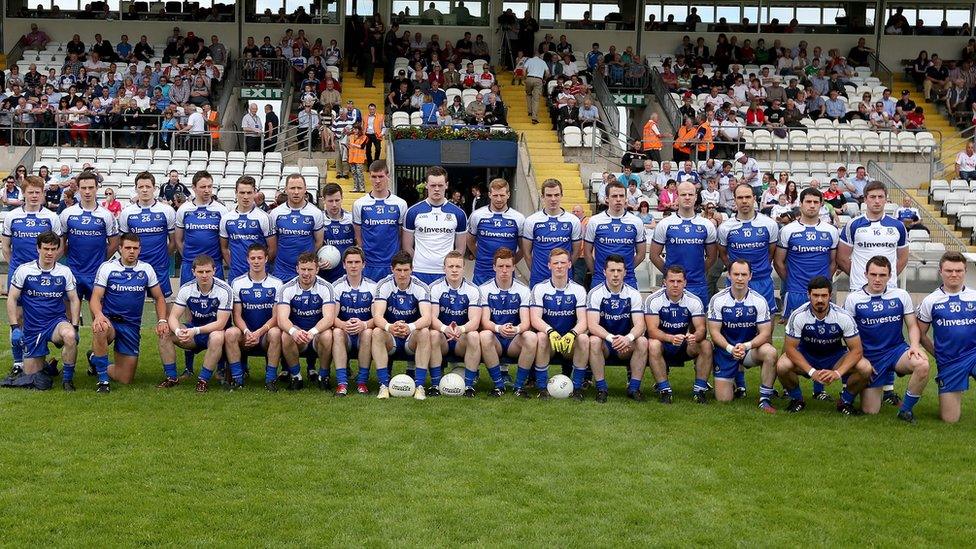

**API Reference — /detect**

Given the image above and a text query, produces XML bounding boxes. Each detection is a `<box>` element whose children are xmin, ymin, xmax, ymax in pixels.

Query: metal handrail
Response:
<box><xmin>649</xmin><ymin>67</ymin><xmax>681</xmax><ymax>131</ymax></box>
<box><xmin>866</xmin><ymin>52</ymin><xmax>894</xmax><ymax>91</ymax></box>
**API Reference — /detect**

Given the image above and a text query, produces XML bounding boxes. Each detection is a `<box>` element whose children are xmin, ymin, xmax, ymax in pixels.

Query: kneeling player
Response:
<box><xmin>278</xmin><ymin>252</ymin><xmax>336</xmax><ymax>391</ymax></box>
<box><xmin>777</xmin><ymin>276</ymin><xmax>872</xmax><ymax>414</ymax></box>
<box><xmin>844</xmin><ymin>256</ymin><xmax>930</xmax><ymax>422</ymax></box>
<box><xmin>478</xmin><ymin>247</ymin><xmax>537</xmax><ymax>397</ymax></box>
<box><xmin>530</xmin><ymin>248</ymin><xmax>589</xmax><ymax>399</ymax></box>
<box><xmin>707</xmin><ymin>260</ymin><xmax>779</xmax><ymax>411</ymax></box>
<box><xmin>6</xmin><ymin>231</ymin><xmax>80</xmax><ymax>391</ymax></box>
<box><xmin>645</xmin><ymin>265</ymin><xmax>713</xmax><ymax>404</ymax></box>
<box><xmin>585</xmin><ymin>254</ymin><xmax>648</xmax><ymax>402</ymax></box>
<box><xmin>88</xmin><ymin>233</ymin><xmax>170</xmax><ymax>392</ymax></box>
<box><xmin>225</xmin><ymin>243</ymin><xmax>284</xmax><ymax>391</ymax></box>
<box><xmin>371</xmin><ymin>251</ymin><xmax>432</xmax><ymax>399</ymax></box>
<box><xmin>427</xmin><ymin>251</ymin><xmax>484</xmax><ymax>398</ymax></box>
<box><xmin>162</xmin><ymin>255</ymin><xmax>233</xmax><ymax>392</ymax></box>
<box><xmin>331</xmin><ymin>246</ymin><xmax>377</xmax><ymax>396</ymax></box>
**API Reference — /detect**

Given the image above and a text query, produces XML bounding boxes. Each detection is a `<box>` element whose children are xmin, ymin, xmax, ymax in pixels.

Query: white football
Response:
<box><xmin>438</xmin><ymin>372</ymin><xmax>465</xmax><ymax>396</ymax></box>
<box><xmin>317</xmin><ymin>244</ymin><xmax>342</xmax><ymax>269</ymax></box>
<box><xmin>547</xmin><ymin>374</ymin><xmax>573</xmax><ymax>399</ymax></box>
<box><xmin>389</xmin><ymin>374</ymin><xmax>416</xmax><ymax>397</ymax></box>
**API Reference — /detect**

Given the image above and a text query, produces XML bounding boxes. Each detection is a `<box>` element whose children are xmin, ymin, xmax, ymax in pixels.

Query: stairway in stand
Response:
<box><xmin>333</xmin><ymin>71</ymin><xmax>387</xmax><ymax>210</ymax></box>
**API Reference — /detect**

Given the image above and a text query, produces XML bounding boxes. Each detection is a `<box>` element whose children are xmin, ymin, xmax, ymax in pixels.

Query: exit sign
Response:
<box><xmin>611</xmin><ymin>93</ymin><xmax>647</xmax><ymax>106</ymax></box>
<box><xmin>241</xmin><ymin>88</ymin><xmax>284</xmax><ymax>100</ymax></box>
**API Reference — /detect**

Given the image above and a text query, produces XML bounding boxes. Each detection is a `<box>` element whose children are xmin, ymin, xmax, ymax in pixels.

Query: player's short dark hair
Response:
<box><xmin>940</xmin><ymin>251</ymin><xmax>966</xmax><ymax>268</ymax></box>
<box><xmin>391</xmin><ymin>250</ymin><xmax>413</xmax><ymax>268</ymax></box>
<box><xmin>191</xmin><ymin>170</ymin><xmax>213</xmax><ymax>187</ymax></box>
<box><xmin>36</xmin><ymin>231</ymin><xmax>60</xmax><ymax>248</ymax></box>
<box><xmin>863</xmin><ymin>180</ymin><xmax>887</xmax><ymax>196</ymax></box>
<box><xmin>865</xmin><ymin>255</ymin><xmax>891</xmax><ymax>274</ymax></box>
<box><xmin>134</xmin><ymin>171</ymin><xmax>155</xmax><ymax>186</ymax></box>
<box><xmin>665</xmin><ymin>265</ymin><xmax>686</xmax><ymax>278</ymax></box>
<box><xmin>604</xmin><ymin>253</ymin><xmax>626</xmax><ymax>268</ymax></box>
<box><xmin>605</xmin><ymin>181</ymin><xmax>625</xmax><ymax>195</ymax></box>
<box><xmin>343</xmin><ymin>246</ymin><xmax>364</xmax><ymax>262</ymax></box>
<box><xmin>246</xmin><ymin>242</ymin><xmax>268</xmax><ymax>255</ymax></box>
<box><xmin>729</xmin><ymin>259</ymin><xmax>751</xmax><ymax>273</ymax></box>
<box><xmin>322</xmin><ymin>182</ymin><xmax>342</xmax><ymax>197</ymax></box>
<box><xmin>493</xmin><ymin>247</ymin><xmax>514</xmax><ymax>262</ymax></box>
<box><xmin>541</xmin><ymin>178</ymin><xmax>563</xmax><ymax>193</ymax></box>
<box><xmin>426</xmin><ymin>165</ymin><xmax>448</xmax><ymax>181</ymax></box>
<box><xmin>285</xmin><ymin>173</ymin><xmax>305</xmax><ymax>186</ymax></box>
<box><xmin>807</xmin><ymin>275</ymin><xmax>832</xmax><ymax>293</ymax></box>
<box><xmin>733</xmin><ymin>184</ymin><xmax>755</xmax><ymax>198</ymax></box>
<box><xmin>297</xmin><ymin>251</ymin><xmax>318</xmax><ymax>265</ymax></box>
<box><xmin>120</xmin><ymin>232</ymin><xmax>141</xmax><ymax>245</ymax></box>
<box><xmin>76</xmin><ymin>171</ymin><xmax>98</xmax><ymax>186</ymax></box>
<box><xmin>235</xmin><ymin>175</ymin><xmax>257</xmax><ymax>191</ymax></box>
<box><xmin>799</xmin><ymin>187</ymin><xmax>823</xmax><ymax>203</ymax></box>
<box><xmin>192</xmin><ymin>254</ymin><xmax>215</xmax><ymax>269</ymax></box>
<box><xmin>369</xmin><ymin>159</ymin><xmax>388</xmax><ymax>174</ymax></box>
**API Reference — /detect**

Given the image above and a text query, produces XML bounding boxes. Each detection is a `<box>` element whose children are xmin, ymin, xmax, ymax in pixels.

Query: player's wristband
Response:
<box><xmin>308</xmin><ymin>327</ymin><xmax>319</xmax><ymax>337</ymax></box>
<box><xmin>408</xmin><ymin>322</ymin><xmax>417</xmax><ymax>332</ymax></box>
<box><xmin>725</xmin><ymin>344</ymin><xmax>735</xmax><ymax>354</ymax></box>
<box><xmin>808</xmin><ymin>368</ymin><xmax>817</xmax><ymax>378</ymax></box>
<box><xmin>546</xmin><ymin>328</ymin><xmax>554</xmax><ymax>335</ymax></box>
<box><xmin>571</xmin><ymin>329</ymin><xmax>578</xmax><ymax>337</ymax></box>
<box><xmin>460</xmin><ymin>326</ymin><xmax>467</xmax><ymax>334</ymax></box>
<box><xmin>157</xmin><ymin>319</ymin><xmax>167</xmax><ymax>324</ymax></box>
<box><xmin>744</xmin><ymin>342</ymin><xmax>753</xmax><ymax>351</ymax></box>
<box><xmin>494</xmin><ymin>324</ymin><xmax>501</xmax><ymax>334</ymax></box>
<box><xmin>441</xmin><ymin>325</ymin><xmax>449</xmax><ymax>334</ymax></box>
<box><xmin>605</xmin><ymin>334</ymin><xmax>614</xmax><ymax>343</ymax></box>
<box><xmin>626</xmin><ymin>333</ymin><xmax>636</xmax><ymax>342</ymax></box>
<box><xmin>514</xmin><ymin>326</ymin><xmax>521</xmax><ymax>335</ymax></box>
<box><xmin>10</xmin><ymin>323</ymin><xmax>19</xmax><ymax>328</ymax></box>
<box><xmin>192</xmin><ymin>327</ymin><xmax>200</xmax><ymax>336</ymax></box>
<box><xmin>288</xmin><ymin>327</ymin><xmax>299</xmax><ymax>336</ymax></box>
<box><xmin>384</xmin><ymin>323</ymin><xmax>391</xmax><ymax>333</ymax></box>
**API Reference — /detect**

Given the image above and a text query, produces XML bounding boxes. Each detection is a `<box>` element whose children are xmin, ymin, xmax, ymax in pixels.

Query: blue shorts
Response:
<box><xmin>364</xmin><ymin>265</ymin><xmax>391</xmax><ymax>284</ymax></box>
<box><xmin>447</xmin><ymin>338</ymin><xmax>458</xmax><ymax>355</ymax></box>
<box><xmin>109</xmin><ymin>318</ymin><xmax>141</xmax><ymax>356</ymax></box>
<box><xmin>602</xmin><ymin>340</ymin><xmax>628</xmax><ymax>365</ymax></box>
<box><xmin>936</xmin><ymin>356</ymin><xmax>976</xmax><ymax>394</ymax></box>
<box><xmin>662</xmin><ymin>341</ymin><xmax>692</xmax><ymax>365</ymax></box>
<box><xmin>714</xmin><ymin>345</ymin><xmax>763</xmax><ymax>380</ymax></box>
<box><xmin>472</xmin><ymin>270</ymin><xmax>494</xmax><ymax>286</ymax></box>
<box><xmin>389</xmin><ymin>335</ymin><xmax>416</xmax><ymax>360</ymax></box>
<box><xmin>75</xmin><ymin>275</ymin><xmax>96</xmax><ymax>302</ymax></box>
<box><xmin>22</xmin><ymin>318</ymin><xmax>68</xmax><ymax>359</ymax></box>
<box><xmin>866</xmin><ymin>343</ymin><xmax>909</xmax><ymax>389</ymax></box>
<box><xmin>241</xmin><ymin>334</ymin><xmax>272</xmax><ymax>358</ymax></box>
<box><xmin>781</xmin><ymin>291</ymin><xmax>809</xmax><ymax>320</ymax></box>
<box><xmin>686</xmin><ymin>284</ymin><xmax>710</xmax><ymax>311</ymax></box>
<box><xmin>801</xmin><ymin>351</ymin><xmax>847</xmax><ymax>372</ymax></box>
<box><xmin>180</xmin><ymin>259</ymin><xmax>225</xmax><ymax>286</ymax></box>
<box><xmin>183</xmin><ymin>323</ymin><xmax>212</xmax><ymax>350</ymax></box>
<box><xmin>344</xmin><ymin>333</ymin><xmax>361</xmax><ymax>353</ymax></box>
<box><xmin>153</xmin><ymin>265</ymin><xmax>172</xmax><ymax>297</ymax></box>
<box><xmin>495</xmin><ymin>334</ymin><xmax>514</xmax><ymax>356</ymax></box>
<box><xmin>414</xmin><ymin>272</ymin><xmax>442</xmax><ymax>285</ymax></box>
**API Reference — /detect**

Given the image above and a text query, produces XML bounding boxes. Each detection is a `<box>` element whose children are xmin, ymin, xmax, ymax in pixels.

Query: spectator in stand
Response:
<box><xmin>701</xmin><ymin>177</ymin><xmax>720</xmax><ymax>205</ymax></box>
<box><xmin>905</xmin><ymin>106</ymin><xmax>925</xmax><ymax>129</ymax></box>
<box><xmin>924</xmin><ymin>57</ymin><xmax>949</xmax><ymax>101</ymax></box>
<box><xmin>1</xmin><ymin>175</ymin><xmax>23</xmax><ymax>211</ymax></box>
<box><xmin>946</xmin><ymin>79</ymin><xmax>968</xmax><ymax>119</ymax></box>
<box><xmin>847</xmin><ymin>37</ymin><xmax>874</xmax><ymax>67</ymax></box>
<box><xmin>625</xmin><ymin>180</ymin><xmax>644</xmax><ymax>211</ymax></box>
<box><xmin>101</xmin><ymin>187</ymin><xmax>122</xmax><ymax>217</ymax></box>
<box><xmin>745</xmin><ymin>98</ymin><xmax>765</xmax><ymax>127</ymax></box>
<box><xmin>823</xmin><ymin>89</ymin><xmax>847</xmax><ymax>121</ymax></box>
<box><xmin>557</xmin><ymin>96</ymin><xmax>580</xmax><ymax>131</ymax></box>
<box><xmin>21</xmin><ymin>23</ymin><xmax>50</xmax><ymax>50</ymax></box>
<box><xmin>957</xmin><ymin>141</ymin><xmax>976</xmax><ymax>181</ymax></box>
<box><xmin>657</xmin><ymin>180</ymin><xmax>678</xmax><ymax>214</ymax></box>
<box><xmin>617</xmin><ymin>165</ymin><xmax>641</xmax><ymax>188</ymax></box>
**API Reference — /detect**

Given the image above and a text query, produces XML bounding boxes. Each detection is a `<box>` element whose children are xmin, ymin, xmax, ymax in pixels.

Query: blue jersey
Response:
<box><xmin>376</xmin><ymin>275</ymin><xmax>429</xmax><ymax>324</ymax></box>
<box><xmin>175</xmin><ymin>278</ymin><xmax>233</xmax><ymax>327</ymax></box>
<box><xmin>785</xmin><ymin>302</ymin><xmax>859</xmax><ymax>359</ymax></box>
<box><xmin>777</xmin><ymin>220</ymin><xmax>839</xmax><ymax>293</ymax></box>
<box><xmin>403</xmin><ymin>199</ymin><xmax>467</xmax><ymax>276</ymax></box>
<box><xmin>219</xmin><ymin>207</ymin><xmax>274</xmax><ymax>281</ymax></box>
<box><xmin>231</xmin><ymin>274</ymin><xmax>283</xmax><ymax>332</ymax></box>
<box><xmin>844</xmin><ymin>287</ymin><xmax>914</xmax><ymax>358</ymax></box>
<box><xmin>652</xmin><ymin>213</ymin><xmax>717</xmax><ymax>287</ymax></box>
<box><xmin>269</xmin><ymin>202</ymin><xmax>326</xmax><ymax>281</ymax></box>
<box><xmin>478</xmin><ymin>279</ymin><xmax>530</xmax><ymax>326</ymax></box>
<box><xmin>278</xmin><ymin>276</ymin><xmax>335</xmax><ymax>331</ymax></box>
<box><xmin>322</xmin><ymin>210</ymin><xmax>355</xmax><ymax>282</ymax></box>
<box><xmin>59</xmin><ymin>204</ymin><xmax>118</xmax><ymax>282</ymax></box>
<box><xmin>2</xmin><ymin>207</ymin><xmax>63</xmax><ymax>277</ymax></box>
<box><xmin>175</xmin><ymin>200</ymin><xmax>228</xmax><ymax>266</ymax></box>
<box><xmin>428</xmin><ymin>277</ymin><xmax>481</xmax><ymax>326</ymax></box>
<box><xmin>118</xmin><ymin>201</ymin><xmax>177</xmax><ymax>283</ymax></box>
<box><xmin>707</xmin><ymin>288</ymin><xmax>771</xmax><ymax>345</ymax></box>
<box><xmin>586</xmin><ymin>283</ymin><xmax>643</xmax><ymax>335</ymax></box>
<box><xmin>352</xmin><ymin>192</ymin><xmax>408</xmax><ymax>272</ymax></box>
<box><xmin>94</xmin><ymin>259</ymin><xmax>159</xmax><ymax>323</ymax></box>
<box><xmin>11</xmin><ymin>261</ymin><xmax>75</xmax><ymax>332</ymax></box>
<box><xmin>644</xmin><ymin>288</ymin><xmax>704</xmax><ymax>336</ymax></box>
<box><xmin>468</xmin><ymin>206</ymin><xmax>525</xmax><ymax>284</ymax></box>
<box><xmin>530</xmin><ymin>279</ymin><xmax>587</xmax><ymax>335</ymax></box>
<box><xmin>717</xmin><ymin>213</ymin><xmax>778</xmax><ymax>280</ymax></box>
<box><xmin>839</xmin><ymin>214</ymin><xmax>908</xmax><ymax>290</ymax></box>
<box><xmin>332</xmin><ymin>275</ymin><xmax>377</xmax><ymax>322</ymax></box>
<box><xmin>917</xmin><ymin>286</ymin><xmax>976</xmax><ymax>369</ymax></box>
<box><xmin>521</xmin><ymin>209</ymin><xmax>582</xmax><ymax>287</ymax></box>
<box><xmin>584</xmin><ymin>210</ymin><xmax>647</xmax><ymax>287</ymax></box>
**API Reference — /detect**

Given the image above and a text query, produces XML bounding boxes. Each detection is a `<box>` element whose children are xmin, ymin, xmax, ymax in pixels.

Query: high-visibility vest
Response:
<box><xmin>348</xmin><ymin>134</ymin><xmax>368</xmax><ymax>164</ymax></box>
<box><xmin>206</xmin><ymin>110</ymin><xmax>220</xmax><ymax>140</ymax></box>
<box><xmin>674</xmin><ymin>126</ymin><xmax>695</xmax><ymax>154</ymax></box>
<box><xmin>642</xmin><ymin>119</ymin><xmax>662</xmax><ymax>151</ymax></box>
<box><xmin>368</xmin><ymin>114</ymin><xmax>385</xmax><ymax>136</ymax></box>
<box><xmin>696</xmin><ymin>121</ymin><xmax>714</xmax><ymax>152</ymax></box>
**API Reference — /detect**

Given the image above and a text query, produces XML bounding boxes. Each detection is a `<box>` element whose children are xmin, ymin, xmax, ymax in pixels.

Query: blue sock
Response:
<box><xmin>901</xmin><ymin>392</ymin><xmax>921</xmax><ymax>413</ymax></box>
<box><xmin>62</xmin><ymin>363</ymin><xmax>75</xmax><ymax>382</ymax></box>
<box><xmin>288</xmin><ymin>364</ymin><xmax>301</xmax><ymax>379</ymax></box>
<box><xmin>464</xmin><ymin>368</ymin><xmax>477</xmax><ymax>388</ymax></box>
<box><xmin>656</xmin><ymin>380</ymin><xmax>672</xmax><ymax>392</ymax></box>
<box><xmin>93</xmin><ymin>355</ymin><xmax>110</xmax><ymax>384</ymax></box>
<box><xmin>628</xmin><ymin>378</ymin><xmax>642</xmax><ymax>393</ymax></box>
<box><xmin>163</xmin><ymin>362</ymin><xmax>178</xmax><ymax>379</ymax></box>
<box><xmin>515</xmin><ymin>367</ymin><xmax>530</xmax><ymax>389</ymax></box>
<box><xmin>487</xmin><ymin>365</ymin><xmax>504</xmax><ymax>389</ymax></box>
<box><xmin>357</xmin><ymin>367</ymin><xmax>370</xmax><ymax>384</ymax></box>
<box><xmin>571</xmin><ymin>367</ymin><xmax>585</xmax><ymax>390</ymax></box>
<box><xmin>534</xmin><ymin>366</ymin><xmax>548</xmax><ymax>387</ymax></box>
<box><xmin>336</xmin><ymin>367</ymin><xmax>348</xmax><ymax>386</ymax></box>
<box><xmin>265</xmin><ymin>365</ymin><xmax>278</xmax><ymax>383</ymax></box>
<box><xmin>199</xmin><ymin>367</ymin><xmax>214</xmax><ymax>382</ymax></box>
<box><xmin>415</xmin><ymin>367</ymin><xmax>428</xmax><ymax>386</ymax></box>
<box><xmin>377</xmin><ymin>367</ymin><xmax>390</xmax><ymax>385</ymax></box>
<box><xmin>813</xmin><ymin>381</ymin><xmax>824</xmax><ymax>394</ymax></box>
<box><xmin>840</xmin><ymin>389</ymin><xmax>855</xmax><ymax>405</ymax></box>
<box><xmin>788</xmin><ymin>386</ymin><xmax>803</xmax><ymax>400</ymax></box>
<box><xmin>318</xmin><ymin>367</ymin><xmax>329</xmax><ymax>382</ymax></box>
<box><xmin>430</xmin><ymin>366</ymin><xmax>443</xmax><ymax>386</ymax></box>
<box><xmin>735</xmin><ymin>370</ymin><xmax>746</xmax><ymax>389</ymax></box>
<box><xmin>11</xmin><ymin>334</ymin><xmax>22</xmax><ymax>364</ymax></box>
<box><xmin>229</xmin><ymin>361</ymin><xmax>243</xmax><ymax>383</ymax></box>
<box><xmin>759</xmin><ymin>384</ymin><xmax>775</xmax><ymax>401</ymax></box>
<box><xmin>693</xmin><ymin>378</ymin><xmax>709</xmax><ymax>393</ymax></box>
<box><xmin>595</xmin><ymin>378</ymin><xmax>608</xmax><ymax>392</ymax></box>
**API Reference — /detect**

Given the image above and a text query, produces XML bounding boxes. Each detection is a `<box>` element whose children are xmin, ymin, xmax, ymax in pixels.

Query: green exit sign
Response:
<box><xmin>241</xmin><ymin>88</ymin><xmax>284</xmax><ymax>100</ymax></box>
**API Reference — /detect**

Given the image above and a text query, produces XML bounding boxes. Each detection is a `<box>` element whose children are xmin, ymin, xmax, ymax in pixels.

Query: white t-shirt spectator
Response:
<box><xmin>957</xmin><ymin>150</ymin><xmax>976</xmax><ymax>173</ymax></box>
<box><xmin>186</xmin><ymin>111</ymin><xmax>206</xmax><ymax>134</ymax></box>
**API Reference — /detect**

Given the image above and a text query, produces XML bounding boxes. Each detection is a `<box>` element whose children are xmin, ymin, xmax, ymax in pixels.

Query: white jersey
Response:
<box><xmin>403</xmin><ymin>199</ymin><xmax>467</xmax><ymax>275</ymax></box>
<box><xmin>839</xmin><ymin>214</ymin><xmax>908</xmax><ymax>290</ymax></box>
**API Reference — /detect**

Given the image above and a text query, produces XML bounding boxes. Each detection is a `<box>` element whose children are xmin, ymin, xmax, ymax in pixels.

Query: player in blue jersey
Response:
<box><xmin>645</xmin><ymin>265</ymin><xmax>713</xmax><ymax>404</ymax></box>
<box><xmin>650</xmin><ymin>181</ymin><xmax>717</xmax><ymax>307</ymax></box>
<box><xmin>468</xmin><ymin>178</ymin><xmax>525</xmax><ymax>285</ymax></box>
<box><xmin>370</xmin><ymin>251</ymin><xmax>432</xmax><ymax>399</ymax></box>
<box><xmin>522</xmin><ymin>178</ymin><xmax>582</xmax><ymax>288</ymax></box>
<box><xmin>161</xmin><ymin>255</ymin><xmax>233</xmax><ymax>392</ymax></box>
<box><xmin>6</xmin><ymin>232</ymin><xmax>80</xmax><ymax>390</ymax></box>
<box><xmin>277</xmin><ymin>252</ymin><xmax>336</xmax><ymax>391</ymax></box>
<box><xmin>403</xmin><ymin>166</ymin><xmax>468</xmax><ymax>285</ymax></box>
<box><xmin>224</xmin><ymin>243</ymin><xmax>284</xmax><ymax>391</ymax></box>
<box><xmin>175</xmin><ymin>171</ymin><xmax>228</xmax><ymax>284</ymax></box>
<box><xmin>118</xmin><ymin>172</ymin><xmax>177</xmax><ymax>298</ymax></box>
<box><xmin>530</xmin><ymin>248</ymin><xmax>589</xmax><ymax>398</ymax></box>
<box><xmin>269</xmin><ymin>174</ymin><xmax>325</xmax><ymax>281</ymax></box>
<box><xmin>219</xmin><ymin>176</ymin><xmax>276</xmax><ymax>282</ymax></box>
<box><xmin>478</xmin><ymin>247</ymin><xmax>538</xmax><ymax>397</ymax></box>
<box><xmin>87</xmin><ymin>233</ymin><xmax>170</xmax><ymax>392</ymax></box>
<box><xmin>425</xmin><ymin>251</ymin><xmax>484</xmax><ymax>398</ymax></box>
<box><xmin>59</xmin><ymin>171</ymin><xmax>119</xmax><ymax>301</ymax></box>
<box><xmin>320</xmin><ymin>183</ymin><xmax>356</xmax><ymax>283</ymax></box>
<box><xmin>331</xmin><ymin>246</ymin><xmax>377</xmax><ymax>396</ymax></box>
<box><xmin>777</xmin><ymin>276</ymin><xmax>872</xmax><ymax>415</ymax></box>
<box><xmin>844</xmin><ymin>256</ymin><xmax>930</xmax><ymax>423</ymax></box>
<box><xmin>353</xmin><ymin>160</ymin><xmax>408</xmax><ymax>282</ymax></box>
<box><xmin>584</xmin><ymin>181</ymin><xmax>647</xmax><ymax>289</ymax></box>
<box><xmin>917</xmin><ymin>251</ymin><xmax>976</xmax><ymax>423</ymax></box>
<box><xmin>585</xmin><ymin>254</ymin><xmax>648</xmax><ymax>402</ymax></box>
<box><xmin>707</xmin><ymin>260</ymin><xmax>779</xmax><ymax>411</ymax></box>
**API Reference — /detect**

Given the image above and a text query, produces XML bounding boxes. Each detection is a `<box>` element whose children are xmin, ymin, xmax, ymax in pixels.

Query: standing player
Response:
<box><xmin>59</xmin><ymin>171</ymin><xmax>119</xmax><ymax>302</ymax></box>
<box><xmin>219</xmin><ymin>176</ymin><xmax>275</xmax><ymax>281</ymax></box>
<box><xmin>478</xmin><ymin>247</ymin><xmax>537</xmax><ymax>397</ymax></box>
<box><xmin>426</xmin><ymin>251</ymin><xmax>484</xmax><ymax>398</ymax></box>
<box><xmin>645</xmin><ymin>265</ymin><xmax>713</xmax><ymax>404</ymax></box>
<box><xmin>844</xmin><ymin>256</ymin><xmax>930</xmax><ymax>422</ymax></box>
<box><xmin>916</xmin><ymin>251</ymin><xmax>976</xmax><ymax>423</ymax></box>
<box><xmin>175</xmin><ymin>171</ymin><xmax>228</xmax><ymax>284</ymax></box>
<box><xmin>584</xmin><ymin>181</ymin><xmax>646</xmax><ymax>289</ymax></box>
<box><xmin>331</xmin><ymin>246</ymin><xmax>377</xmax><ymax>396</ymax></box>
<box><xmin>225</xmin><ymin>243</ymin><xmax>284</xmax><ymax>391</ymax></box>
<box><xmin>6</xmin><ymin>232</ymin><xmax>79</xmax><ymax>390</ymax></box>
<box><xmin>650</xmin><ymin>181</ymin><xmax>717</xmax><ymax>307</ymax></box>
<box><xmin>270</xmin><ymin>174</ymin><xmax>325</xmax><ymax>281</ymax></box>
<box><xmin>468</xmin><ymin>178</ymin><xmax>525</xmax><ymax>285</ymax></box>
<box><xmin>88</xmin><ymin>233</ymin><xmax>170</xmax><ymax>392</ymax></box>
<box><xmin>118</xmin><ymin>172</ymin><xmax>177</xmax><ymax>298</ymax></box>
<box><xmin>585</xmin><ymin>254</ymin><xmax>648</xmax><ymax>402</ymax></box>
<box><xmin>370</xmin><ymin>251</ymin><xmax>432</xmax><ymax>399</ymax></box>
<box><xmin>522</xmin><ymin>178</ymin><xmax>582</xmax><ymax>288</ymax></box>
<box><xmin>706</xmin><ymin>260</ymin><xmax>779</xmax><ymax>411</ymax></box>
<box><xmin>530</xmin><ymin>248</ymin><xmax>589</xmax><ymax>398</ymax></box>
<box><xmin>320</xmin><ymin>183</ymin><xmax>355</xmax><ymax>283</ymax></box>
<box><xmin>403</xmin><ymin>166</ymin><xmax>467</xmax><ymax>284</ymax></box>
<box><xmin>777</xmin><ymin>276</ymin><xmax>872</xmax><ymax>415</ymax></box>
<box><xmin>353</xmin><ymin>160</ymin><xmax>408</xmax><ymax>282</ymax></box>
<box><xmin>277</xmin><ymin>252</ymin><xmax>336</xmax><ymax>390</ymax></box>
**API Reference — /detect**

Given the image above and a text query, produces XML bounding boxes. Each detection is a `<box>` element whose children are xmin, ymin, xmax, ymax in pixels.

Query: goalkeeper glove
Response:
<box><xmin>548</xmin><ymin>329</ymin><xmax>563</xmax><ymax>353</ymax></box>
<box><xmin>561</xmin><ymin>331</ymin><xmax>576</xmax><ymax>354</ymax></box>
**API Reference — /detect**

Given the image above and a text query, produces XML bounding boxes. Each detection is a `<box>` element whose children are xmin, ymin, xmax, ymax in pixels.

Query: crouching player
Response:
<box><xmin>777</xmin><ymin>276</ymin><xmax>872</xmax><ymax>414</ymax></box>
<box><xmin>585</xmin><ymin>254</ymin><xmax>648</xmax><ymax>403</ymax></box>
<box><xmin>645</xmin><ymin>265</ymin><xmax>713</xmax><ymax>404</ymax></box>
<box><xmin>225</xmin><ymin>243</ymin><xmax>284</xmax><ymax>391</ymax></box>
<box><xmin>88</xmin><ymin>233</ymin><xmax>169</xmax><ymax>392</ymax></box>
<box><xmin>479</xmin><ymin>247</ymin><xmax>537</xmax><ymax>397</ymax></box>
<box><xmin>707</xmin><ymin>260</ymin><xmax>779</xmax><ymax>411</ymax></box>
<box><xmin>161</xmin><ymin>255</ymin><xmax>233</xmax><ymax>392</ymax></box>
<box><xmin>844</xmin><ymin>256</ymin><xmax>930</xmax><ymax>423</ymax></box>
<box><xmin>331</xmin><ymin>246</ymin><xmax>377</xmax><ymax>396</ymax></box>
<box><xmin>6</xmin><ymin>232</ymin><xmax>80</xmax><ymax>390</ymax></box>
<box><xmin>278</xmin><ymin>252</ymin><xmax>336</xmax><ymax>391</ymax></box>
<box><xmin>371</xmin><ymin>251</ymin><xmax>431</xmax><ymax>399</ymax></box>
<box><xmin>530</xmin><ymin>248</ymin><xmax>588</xmax><ymax>399</ymax></box>
<box><xmin>426</xmin><ymin>251</ymin><xmax>483</xmax><ymax>398</ymax></box>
